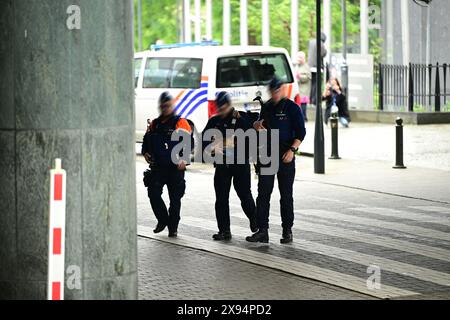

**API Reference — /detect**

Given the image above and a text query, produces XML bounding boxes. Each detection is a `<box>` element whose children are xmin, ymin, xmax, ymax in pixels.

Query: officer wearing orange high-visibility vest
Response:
<box><xmin>142</xmin><ymin>92</ymin><xmax>192</xmax><ymax>238</ymax></box>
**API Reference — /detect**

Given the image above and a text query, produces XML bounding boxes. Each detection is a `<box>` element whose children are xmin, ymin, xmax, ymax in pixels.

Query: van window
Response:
<box><xmin>217</xmin><ymin>54</ymin><xmax>293</xmax><ymax>88</ymax></box>
<box><xmin>143</xmin><ymin>58</ymin><xmax>203</xmax><ymax>89</ymax></box>
<box><xmin>135</xmin><ymin>58</ymin><xmax>142</xmax><ymax>88</ymax></box>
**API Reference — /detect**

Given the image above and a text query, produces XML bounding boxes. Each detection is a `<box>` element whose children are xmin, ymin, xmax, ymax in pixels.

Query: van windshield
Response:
<box><xmin>217</xmin><ymin>54</ymin><xmax>293</xmax><ymax>88</ymax></box>
<box><xmin>143</xmin><ymin>58</ymin><xmax>203</xmax><ymax>89</ymax></box>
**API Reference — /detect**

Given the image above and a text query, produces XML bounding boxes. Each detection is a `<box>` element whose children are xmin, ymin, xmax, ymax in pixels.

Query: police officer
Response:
<box><xmin>203</xmin><ymin>92</ymin><xmax>258</xmax><ymax>241</ymax></box>
<box><xmin>246</xmin><ymin>78</ymin><xmax>306</xmax><ymax>244</ymax></box>
<box><xmin>142</xmin><ymin>92</ymin><xmax>192</xmax><ymax>238</ymax></box>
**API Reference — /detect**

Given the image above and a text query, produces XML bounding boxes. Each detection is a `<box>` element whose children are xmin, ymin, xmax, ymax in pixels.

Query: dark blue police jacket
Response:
<box><xmin>142</xmin><ymin>115</ymin><xmax>183</xmax><ymax>167</ymax></box>
<box><xmin>261</xmin><ymin>98</ymin><xmax>306</xmax><ymax>154</ymax></box>
<box><xmin>202</xmin><ymin>110</ymin><xmax>254</xmax><ymax>165</ymax></box>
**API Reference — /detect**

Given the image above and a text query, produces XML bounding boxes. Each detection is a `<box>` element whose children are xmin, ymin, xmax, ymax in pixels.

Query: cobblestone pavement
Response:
<box><xmin>136</xmin><ymin>155</ymin><xmax>450</xmax><ymax>300</ymax></box>
<box><xmin>138</xmin><ymin>238</ymin><xmax>372</xmax><ymax>300</ymax></box>
<box><xmin>301</xmin><ymin>122</ymin><xmax>450</xmax><ymax>171</ymax></box>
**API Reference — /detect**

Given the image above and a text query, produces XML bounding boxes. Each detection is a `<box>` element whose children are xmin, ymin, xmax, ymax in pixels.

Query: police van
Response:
<box><xmin>134</xmin><ymin>42</ymin><xmax>301</xmax><ymax>141</ymax></box>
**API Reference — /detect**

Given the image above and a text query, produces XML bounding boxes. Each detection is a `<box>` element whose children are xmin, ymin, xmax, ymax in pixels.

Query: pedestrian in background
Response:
<box><xmin>322</xmin><ymin>77</ymin><xmax>351</xmax><ymax>127</ymax></box>
<box><xmin>142</xmin><ymin>92</ymin><xmax>192</xmax><ymax>238</ymax></box>
<box><xmin>295</xmin><ymin>51</ymin><xmax>311</xmax><ymax>122</ymax></box>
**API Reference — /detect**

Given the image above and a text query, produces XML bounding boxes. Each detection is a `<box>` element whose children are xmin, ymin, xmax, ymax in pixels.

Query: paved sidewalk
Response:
<box><xmin>136</xmin><ymin>156</ymin><xmax>450</xmax><ymax>300</ymax></box>
<box><xmin>138</xmin><ymin>237</ymin><xmax>371</xmax><ymax>300</ymax></box>
<box><xmin>135</xmin><ymin>121</ymin><xmax>450</xmax><ymax>300</ymax></box>
<box><xmin>301</xmin><ymin>122</ymin><xmax>450</xmax><ymax>171</ymax></box>
<box><xmin>297</xmin><ymin>157</ymin><xmax>450</xmax><ymax>204</ymax></box>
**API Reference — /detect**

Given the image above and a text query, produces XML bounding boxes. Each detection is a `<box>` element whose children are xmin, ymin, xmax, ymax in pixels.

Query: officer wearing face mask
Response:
<box><xmin>202</xmin><ymin>92</ymin><xmax>258</xmax><ymax>241</ymax></box>
<box><xmin>142</xmin><ymin>92</ymin><xmax>192</xmax><ymax>238</ymax></box>
<box><xmin>247</xmin><ymin>78</ymin><xmax>306</xmax><ymax>244</ymax></box>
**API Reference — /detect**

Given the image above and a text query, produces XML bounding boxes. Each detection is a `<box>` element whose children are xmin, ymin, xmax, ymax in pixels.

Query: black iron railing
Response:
<box><xmin>375</xmin><ymin>63</ymin><xmax>450</xmax><ymax>112</ymax></box>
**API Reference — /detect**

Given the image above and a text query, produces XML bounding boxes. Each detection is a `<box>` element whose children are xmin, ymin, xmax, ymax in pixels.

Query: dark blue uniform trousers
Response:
<box><xmin>214</xmin><ymin>164</ymin><xmax>256</xmax><ymax>232</ymax></box>
<box><xmin>256</xmin><ymin>160</ymin><xmax>296</xmax><ymax>231</ymax></box>
<box><xmin>148</xmin><ymin>167</ymin><xmax>186</xmax><ymax>233</ymax></box>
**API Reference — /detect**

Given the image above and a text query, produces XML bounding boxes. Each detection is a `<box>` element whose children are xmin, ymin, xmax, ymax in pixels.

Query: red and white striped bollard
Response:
<box><xmin>47</xmin><ymin>158</ymin><xmax>67</xmax><ymax>300</ymax></box>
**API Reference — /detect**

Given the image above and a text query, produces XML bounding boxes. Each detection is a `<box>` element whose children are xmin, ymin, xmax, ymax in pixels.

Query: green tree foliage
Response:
<box><xmin>134</xmin><ymin>0</ymin><xmax>382</xmax><ymax>61</ymax></box>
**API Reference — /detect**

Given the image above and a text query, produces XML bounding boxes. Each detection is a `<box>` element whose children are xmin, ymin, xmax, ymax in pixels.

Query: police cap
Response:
<box><xmin>215</xmin><ymin>91</ymin><xmax>231</xmax><ymax>109</ymax></box>
<box><xmin>159</xmin><ymin>91</ymin><xmax>173</xmax><ymax>105</ymax></box>
<box><xmin>269</xmin><ymin>77</ymin><xmax>283</xmax><ymax>91</ymax></box>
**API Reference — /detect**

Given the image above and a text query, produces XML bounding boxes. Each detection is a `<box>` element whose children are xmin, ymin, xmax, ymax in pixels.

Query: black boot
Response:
<box><xmin>246</xmin><ymin>229</ymin><xmax>269</xmax><ymax>243</ymax></box>
<box><xmin>280</xmin><ymin>229</ymin><xmax>293</xmax><ymax>244</ymax></box>
<box><xmin>168</xmin><ymin>231</ymin><xmax>178</xmax><ymax>238</ymax></box>
<box><xmin>250</xmin><ymin>217</ymin><xmax>259</xmax><ymax>233</ymax></box>
<box><xmin>153</xmin><ymin>223</ymin><xmax>167</xmax><ymax>234</ymax></box>
<box><xmin>212</xmin><ymin>231</ymin><xmax>232</xmax><ymax>241</ymax></box>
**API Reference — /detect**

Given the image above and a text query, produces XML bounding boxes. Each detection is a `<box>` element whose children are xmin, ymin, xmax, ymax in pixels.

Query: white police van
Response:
<box><xmin>134</xmin><ymin>42</ymin><xmax>300</xmax><ymax>141</ymax></box>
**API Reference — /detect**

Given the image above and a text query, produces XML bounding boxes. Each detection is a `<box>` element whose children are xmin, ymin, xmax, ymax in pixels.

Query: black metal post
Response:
<box><xmin>393</xmin><ymin>118</ymin><xmax>406</xmax><ymax>169</ymax></box>
<box><xmin>408</xmin><ymin>63</ymin><xmax>414</xmax><ymax>112</ymax></box>
<box><xmin>435</xmin><ymin>62</ymin><xmax>441</xmax><ymax>112</ymax></box>
<box><xmin>428</xmin><ymin>64</ymin><xmax>432</xmax><ymax>109</ymax></box>
<box><xmin>329</xmin><ymin>116</ymin><xmax>341</xmax><ymax>160</ymax></box>
<box><xmin>379</xmin><ymin>64</ymin><xmax>384</xmax><ymax>111</ymax></box>
<box><xmin>314</xmin><ymin>0</ymin><xmax>325</xmax><ymax>174</ymax></box>
<box><xmin>443</xmin><ymin>63</ymin><xmax>447</xmax><ymax>106</ymax></box>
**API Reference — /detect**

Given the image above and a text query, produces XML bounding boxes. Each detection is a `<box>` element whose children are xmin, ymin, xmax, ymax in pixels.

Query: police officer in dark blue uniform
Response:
<box><xmin>246</xmin><ymin>78</ymin><xmax>306</xmax><ymax>244</ymax></box>
<box><xmin>142</xmin><ymin>92</ymin><xmax>192</xmax><ymax>238</ymax></box>
<box><xmin>203</xmin><ymin>92</ymin><xmax>258</xmax><ymax>241</ymax></box>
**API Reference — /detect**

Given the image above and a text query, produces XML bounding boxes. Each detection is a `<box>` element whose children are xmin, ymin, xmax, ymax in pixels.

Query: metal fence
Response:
<box><xmin>375</xmin><ymin>63</ymin><xmax>450</xmax><ymax>112</ymax></box>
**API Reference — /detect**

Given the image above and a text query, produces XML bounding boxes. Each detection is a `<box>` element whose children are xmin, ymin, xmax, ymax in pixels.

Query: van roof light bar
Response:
<box><xmin>151</xmin><ymin>41</ymin><xmax>220</xmax><ymax>51</ymax></box>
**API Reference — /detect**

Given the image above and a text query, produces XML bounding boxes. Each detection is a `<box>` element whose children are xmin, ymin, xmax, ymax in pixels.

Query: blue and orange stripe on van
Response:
<box><xmin>175</xmin><ymin>76</ymin><xmax>209</xmax><ymax>118</ymax></box>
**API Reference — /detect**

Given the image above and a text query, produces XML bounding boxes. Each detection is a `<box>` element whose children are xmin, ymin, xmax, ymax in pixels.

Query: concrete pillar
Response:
<box><xmin>400</xmin><ymin>0</ymin><xmax>410</xmax><ymax>64</ymax></box>
<box><xmin>323</xmin><ymin>0</ymin><xmax>332</xmax><ymax>63</ymax></box>
<box><xmin>194</xmin><ymin>0</ymin><xmax>202</xmax><ymax>42</ymax></box>
<box><xmin>0</xmin><ymin>0</ymin><xmax>137</xmax><ymax>300</ymax></box>
<box><xmin>262</xmin><ymin>0</ymin><xmax>270</xmax><ymax>46</ymax></box>
<box><xmin>223</xmin><ymin>0</ymin><xmax>231</xmax><ymax>46</ymax></box>
<box><xmin>425</xmin><ymin>3</ymin><xmax>431</xmax><ymax>65</ymax></box>
<box><xmin>240</xmin><ymin>0</ymin><xmax>248</xmax><ymax>46</ymax></box>
<box><xmin>385</xmin><ymin>0</ymin><xmax>394</xmax><ymax>64</ymax></box>
<box><xmin>184</xmin><ymin>0</ymin><xmax>192</xmax><ymax>43</ymax></box>
<box><xmin>360</xmin><ymin>0</ymin><xmax>369</xmax><ymax>55</ymax></box>
<box><xmin>291</xmin><ymin>0</ymin><xmax>299</xmax><ymax>60</ymax></box>
<box><xmin>137</xmin><ymin>0</ymin><xmax>143</xmax><ymax>51</ymax></box>
<box><xmin>206</xmin><ymin>0</ymin><xmax>213</xmax><ymax>40</ymax></box>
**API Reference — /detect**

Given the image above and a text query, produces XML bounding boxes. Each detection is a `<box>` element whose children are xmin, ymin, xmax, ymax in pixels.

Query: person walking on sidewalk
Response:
<box><xmin>295</xmin><ymin>51</ymin><xmax>312</xmax><ymax>122</ymax></box>
<box><xmin>246</xmin><ymin>78</ymin><xmax>306</xmax><ymax>244</ymax></box>
<box><xmin>142</xmin><ymin>92</ymin><xmax>192</xmax><ymax>238</ymax></box>
<box><xmin>202</xmin><ymin>92</ymin><xmax>258</xmax><ymax>241</ymax></box>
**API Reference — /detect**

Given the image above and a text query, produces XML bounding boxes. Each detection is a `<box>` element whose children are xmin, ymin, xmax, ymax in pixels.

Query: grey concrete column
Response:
<box><xmin>183</xmin><ymin>0</ymin><xmax>192</xmax><ymax>43</ymax></box>
<box><xmin>240</xmin><ymin>0</ymin><xmax>248</xmax><ymax>46</ymax></box>
<box><xmin>360</xmin><ymin>0</ymin><xmax>369</xmax><ymax>55</ymax></box>
<box><xmin>385</xmin><ymin>0</ymin><xmax>394</xmax><ymax>64</ymax></box>
<box><xmin>205</xmin><ymin>0</ymin><xmax>213</xmax><ymax>40</ymax></box>
<box><xmin>400</xmin><ymin>0</ymin><xmax>410</xmax><ymax>65</ymax></box>
<box><xmin>0</xmin><ymin>0</ymin><xmax>137</xmax><ymax>300</ymax></box>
